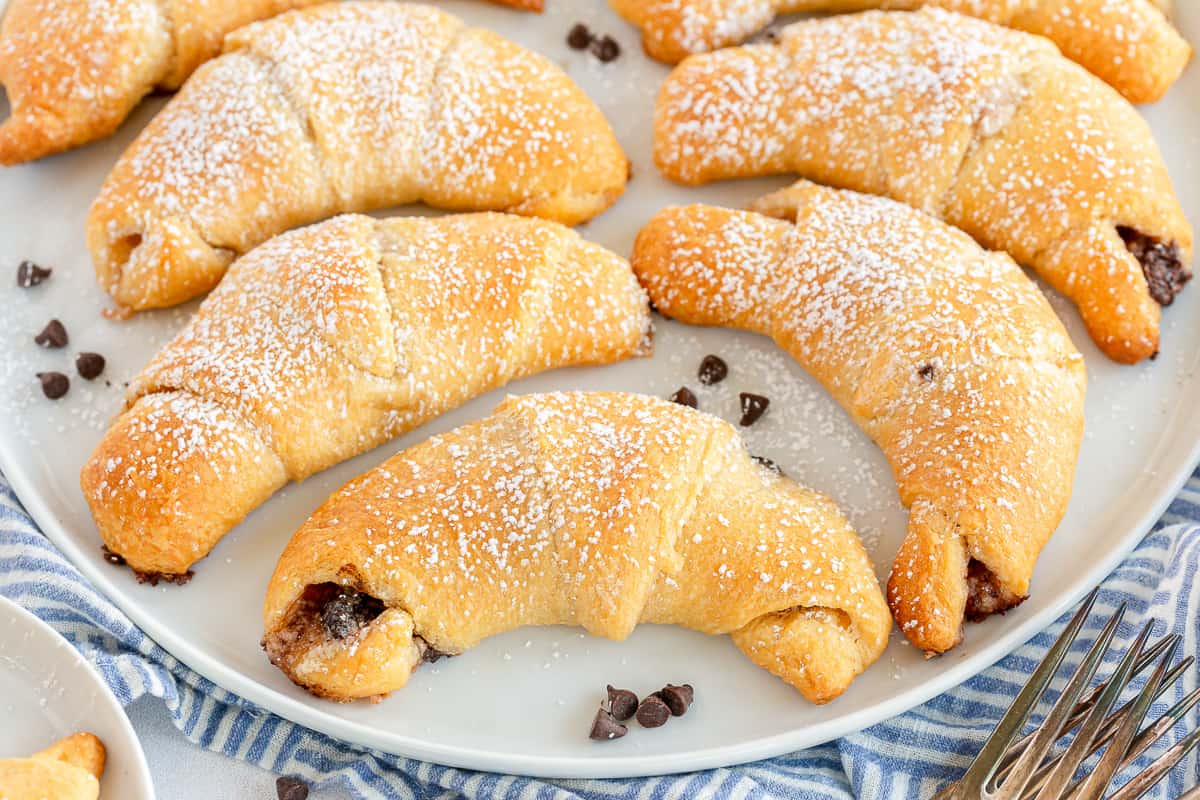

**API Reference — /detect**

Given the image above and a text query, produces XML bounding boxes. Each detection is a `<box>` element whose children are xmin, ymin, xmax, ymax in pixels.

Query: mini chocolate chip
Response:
<box><xmin>607</xmin><ymin>685</ymin><xmax>639</xmax><ymax>721</ymax></box>
<box><xmin>739</xmin><ymin>393</ymin><xmax>769</xmax><ymax>426</ymax></box>
<box><xmin>752</xmin><ymin>455</ymin><xmax>783</xmax><ymax>475</ymax></box>
<box><xmin>34</xmin><ymin>319</ymin><xmax>68</xmax><ymax>348</ymax></box>
<box><xmin>76</xmin><ymin>352</ymin><xmax>106</xmax><ymax>380</ymax></box>
<box><xmin>698</xmin><ymin>354</ymin><xmax>728</xmax><ymax>385</ymax></box>
<box><xmin>636</xmin><ymin>693</ymin><xmax>671</xmax><ymax>728</ymax></box>
<box><xmin>276</xmin><ymin>775</ymin><xmax>310</xmax><ymax>800</ymax></box>
<box><xmin>101</xmin><ymin>545</ymin><xmax>127</xmax><ymax>566</ymax></box>
<box><xmin>36</xmin><ymin>371</ymin><xmax>69</xmax><ymax>399</ymax></box>
<box><xmin>659</xmin><ymin>684</ymin><xmax>694</xmax><ymax>716</ymax></box>
<box><xmin>590</xmin><ymin>35</ymin><xmax>620</xmax><ymax>63</ymax></box>
<box><xmin>321</xmin><ymin>593</ymin><xmax>361</xmax><ymax>639</ymax></box>
<box><xmin>917</xmin><ymin>363</ymin><xmax>936</xmax><ymax>382</ymax></box>
<box><xmin>17</xmin><ymin>260</ymin><xmax>51</xmax><ymax>288</ymax></box>
<box><xmin>669</xmin><ymin>386</ymin><xmax>697</xmax><ymax>408</ymax></box>
<box><xmin>589</xmin><ymin>707</ymin><xmax>628</xmax><ymax>740</ymax></box>
<box><xmin>567</xmin><ymin>23</ymin><xmax>592</xmax><ymax>50</ymax></box>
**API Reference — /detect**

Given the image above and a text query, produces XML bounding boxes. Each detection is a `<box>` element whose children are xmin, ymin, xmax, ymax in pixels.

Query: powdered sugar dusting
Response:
<box><xmin>87</xmin><ymin>2</ymin><xmax>627</xmax><ymax>307</ymax></box>
<box><xmin>271</xmin><ymin>391</ymin><xmax>888</xmax><ymax>688</ymax></box>
<box><xmin>84</xmin><ymin>213</ymin><xmax>648</xmax><ymax>566</ymax></box>
<box><xmin>655</xmin><ymin>7</ymin><xmax>1191</xmax><ymax>363</ymax></box>
<box><xmin>636</xmin><ymin>185</ymin><xmax>1087</xmax><ymax>644</ymax></box>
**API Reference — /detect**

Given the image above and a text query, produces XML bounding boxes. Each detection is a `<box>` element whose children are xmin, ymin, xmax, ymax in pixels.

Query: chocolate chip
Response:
<box><xmin>918</xmin><ymin>363</ymin><xmax>936</xmax><ymax>382</ymax></box>
<box><xmin>636</xmin><ymin>694</ymin><xmax>671</xmax><ymax>728</ymax></box>
<box><xmin>752</xmin><ymin>455</ymin><xmax>782</xmax><ymax>475</ymax></box>
<box><xmin>36</xmin><ymin>371</ymin><xmax>69</xmax><ymax>399</ymax></box>
<box><xmin>321</xmin><ymin>594</ymin><xmax>360</xmax><ymax>639</ymax></box>
<box><xmin>76</xmin><ymin>352</ymin><xmax>106</xmax><ymax>380</ymax></box>
<box><xmin>607</xmin><ymin>685</ymin><xmax>639</xmax><ymax>721</ymax></box>
<box><xmin>738</xmin><ymin>393</ymin><xmax>769</xmax><ymax>426</ymax></box>
<box><xmin>34</xmin><ymin>319</ymin><xmax>68</xmax><ymax>348</ymax></box>
<box><xmin>16</xmin><ymin>260</ymin><xmax>51</xmax><ymax>288</ymax></box>
<box><xmin>659</xmin><ymin>684</ymin><xmax>694</xmax><ymax>716</ymax></box>
<box><xmin>669</xmin><ymin>386</ymin><xmax>697</xmax><ymax>408</ymax></box>
<box><xmin>276</xmin><ymin>776</ymin><xmax>310</xmax><ymax>800</ymax></box>
<box><xmin>698</xmin><ymin>354</ymin><xmax>728</xmax><ymax>385</ymax></box>
<box><xmin>101</xmin><ymin>546</ymin><xmax>127</xmax><ymax>566</ymax></box>
<box><xmin>567</xmin><ymin>23</ymin><xmax>592</xmax><ymax>50</ymax></box>
<box><xmin>590</xmin><ymin>35</ymin><xmax>620</xmax><ymax>63</ymax></box>
<box><xmin>320</xmin><ymin>591</ymin><xmax>384</xmax><ymax>639</ymax></box>
<box><xmin>589</xmin><ymin>707</ymin><xmax>627</xmax><ymax>740</ymax></box>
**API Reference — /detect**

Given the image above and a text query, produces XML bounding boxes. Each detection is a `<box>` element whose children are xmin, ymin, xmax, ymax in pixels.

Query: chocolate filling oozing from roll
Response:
<box><xmin>1119</xmin><ymin>227</ymin><xmax>1191</xmax><ymax>306</ymax></box>
<box><xmin>263</xmin><ymin>582</ymin><xmax>448</xmax><ymax>694</ymax></box>
<box><xmin>964</xmin><ymin>559</ymin><xmax>1025</xmax><ymax>622</ymax></box>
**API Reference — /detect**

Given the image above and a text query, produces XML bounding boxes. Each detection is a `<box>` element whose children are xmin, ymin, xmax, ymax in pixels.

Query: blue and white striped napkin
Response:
<box><xmin>2</xmin><ymin>470</ymin><xmax>1198</xmax><ymax>799</ymax></box>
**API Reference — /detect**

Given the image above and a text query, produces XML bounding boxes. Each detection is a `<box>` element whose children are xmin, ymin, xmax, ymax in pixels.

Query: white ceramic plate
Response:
<box><xmin>1</xmin><ymin>0</ymin><xmax>1199</xmax><ymax>780</ymax></box>
<box><xmin>0</xmin><ymin>596</ymin><xmax>155</xmax><ymax>797</ymax></box>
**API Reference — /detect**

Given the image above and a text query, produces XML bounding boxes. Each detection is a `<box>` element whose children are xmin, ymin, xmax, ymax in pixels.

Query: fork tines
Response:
<box><xmin>936</xmin><ymin>589</ymin><xmax>1200</xmax><ymax>800</ymax></box>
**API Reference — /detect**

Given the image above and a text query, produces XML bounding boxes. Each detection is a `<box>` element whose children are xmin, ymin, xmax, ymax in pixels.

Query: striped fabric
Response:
<box><xmin>1</xmin><ymin>469</ymin><xmax>1198</xmax><ymax>799</ymax></box>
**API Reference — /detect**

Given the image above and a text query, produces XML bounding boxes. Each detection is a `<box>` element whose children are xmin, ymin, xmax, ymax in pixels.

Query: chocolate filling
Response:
<box><xmin>320</xmin><ymin>588</ymin><xmax>385</xmax><ymax>640</ymax></box>
<box><xmin>964</xmin><ymin>559</ymin><xmax>1025</xmax><ymax>622</ymax></box>
<box><xmin>263</xmin><ymin>580</ymin><xmax>451</xmax><ymax>696</ymax></box>
<box><xmin>1118</xmin><ymin>227</ymin><xmax>1191</xmax><ymax>306</ymax></box>
<box><xmin>134</xmin><ymin>569</ymin><xmax>194</xmax><ymax>587</ymax></box>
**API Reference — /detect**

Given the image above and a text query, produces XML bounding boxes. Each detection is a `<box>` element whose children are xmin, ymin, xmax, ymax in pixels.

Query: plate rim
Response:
<box><xmin>0</xmin><ymin>594</ymin><xmax>157</xmax><ymax>798</ymax></box>
<box><xmin>3</xmin><ymin>422</ymin><xmax>1198</xmax><ymax>779</ymax></box>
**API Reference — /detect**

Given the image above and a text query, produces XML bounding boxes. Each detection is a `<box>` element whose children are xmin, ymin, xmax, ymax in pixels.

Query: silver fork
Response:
<box><xmin>935</xmin><ymin>590</ymin><xmax>1200</xmax><ymax>800</ymax></box>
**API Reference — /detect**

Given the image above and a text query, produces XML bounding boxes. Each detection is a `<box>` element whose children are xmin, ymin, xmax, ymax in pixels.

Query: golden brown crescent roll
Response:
<box><xmin>0</xmin><ymin>0</ymin><xmax>546</xmax><ymax>164</ymax></box>
<box><xmin>0</xmin><ymin>733</ymin><xmax>106</xmax><ymax>800</ymax></box>
<box><xmin>80</xmin><ymin>213</ymin><xmax>650</xmax><ymax>581</ymax></box>
<box><xmin>86</xmin><ymin>2</ymin><xmax>629</xmax><ymax>311</ymax></box>
<box><xmin>653</xmin><ymin>8</ymin><xmax>1193</xmax><ymax>364</ymax></box>
<box><xmin>0</xmin><ymin>0</ymin><xmax>322</xmax><ymax>165</ymax></box>
<box><xmin>612</xmin><ymin>0</ymin><xmax>1190</xmax><ymax>103</ymax></box>
<box><xmin>262</xmin><ymin>391</ymin><xmax>890</xmax><ymax>704</ymax></box>
<box><xmin>630</xmin><ymin>182</ymin><xmax>1086</xmax><ymax>654</ymax></box>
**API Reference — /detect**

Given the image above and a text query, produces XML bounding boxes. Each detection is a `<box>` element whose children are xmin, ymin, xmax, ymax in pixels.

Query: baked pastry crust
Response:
<box><xmin>612</xmin><ymin>0</ymin><xmax>1191</xmax><ymax>103</ymax></box>
<box><xmin>86</xmin><ymin>1</ymin><xmax>629</xmax><ymax>310</ymax></box>
<box><xmin>80</xmin><ymin>213</ymin><xmax>650</xmax><ymax>579</ymax></box>
<box><xmin>0</xmin><ymin>0</ymin><xmax>547</xmax><ymax>164</ymax></box>
<box><xmin>0</xmin><ymin>733</ymin><xmax>106</xmax><ymax>800</ymax></box>
<box><xmin>653</xmin><ymin>8</ymin><xmax>1193</xmax><ymax>363</ymax></box>
<box><xmin>262</xmin><ymin>391</ymin><xmax>890</xmax><ymax>704</ymax></box>
<box><xmin>0</xmin><ymin>0</ymin><xmax>323</xmax><ymax>165</ymax></box>
<box><xmin>631</xmin><ymin>182</ymin><xmax>1086</xmax><ymax>654</ymax></box>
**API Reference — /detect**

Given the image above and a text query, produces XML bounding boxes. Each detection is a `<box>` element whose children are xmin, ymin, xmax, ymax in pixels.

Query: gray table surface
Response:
<box><xmin>129</xmin><ymin>695</ymin><xmax>342</xmax><ymax>799</ymax></box>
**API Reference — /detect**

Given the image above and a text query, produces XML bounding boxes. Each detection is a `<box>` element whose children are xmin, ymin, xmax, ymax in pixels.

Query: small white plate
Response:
<box><xmin>0</xmin><ymin>596</ymin><xmax>155</xmax><ymax>798</ymax></box>
<box><xmin>1</xmin><ymin>0</ymin><xmax>1199</xmax><ymax>781</ymax></box>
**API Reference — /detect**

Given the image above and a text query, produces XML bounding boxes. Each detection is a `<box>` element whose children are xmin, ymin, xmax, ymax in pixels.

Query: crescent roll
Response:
<box><xmin>86</xmin><ymin>2</ymin><xmax>629</xmax><ymax>311</ymax></box>
<box><xmin>631</xmin><ymin>182</ymin><xmax>1086</xmax><ymax>654</ymax></box>
<box><xmin>612</xmin><ymin>0</ymin><xmax>1190</xmax><ymax>103</ymax></box>
<box><xmin>653</xmin><ymin>8</ymin><xmax>1193</xmax><ymax>364</ymax></box>
<box><xmin>262</xmin><ymin>391</ymin><xmax>891</xmax><ymax>704</ymax></box>
<box><xmin>0</xmin><ymin>733</ymin><xmax>106</xmax><ymax>800</ymax></box>
<box><xmin>80</xmin><ymin>213</ymin><xmax>651</xmax><ymax>581</ymax></box>
<box><xmin>0</xmin><ymin>0</ymin><xmax>547</xmax><ymax>165</ymax></box>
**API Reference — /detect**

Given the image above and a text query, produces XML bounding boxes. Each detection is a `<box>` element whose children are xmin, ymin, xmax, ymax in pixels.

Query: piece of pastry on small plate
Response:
<box><xmin>612</xmin><ymin>0</ymin><xmax>1190</xmax><ymax>103</ymax></box>
<box><xmin>81</xmin><ymin>213</ymin><xmax>651</xmax><ymax>582</ymax></box>
<box><xmin>0</xmin><ymin>0</ymin><xmax>546</xmax><ymax>165</ymax></box>
<box><xmin>631</xmin><ymin>181</ymin><xmax>1087</xmax><ymax>654</ymax></box>
<box><xmin>262</xmin><ymin>391</ymin><xmax>891</xmax><ymax>705</ymax></box>
<box><xmin>0</xmin><ymin>732</ymin><xmax>106</xmax><ymax>800</ymax></box>
<box><xmin>86</xmin><ymin>1</ymin><xmax>629</xmax><ymax>310</ymax></box>
<box><xmin>653</xmin><ymin>8</ymin><xmax>1193</xmax><ymax>364</ymax></box>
